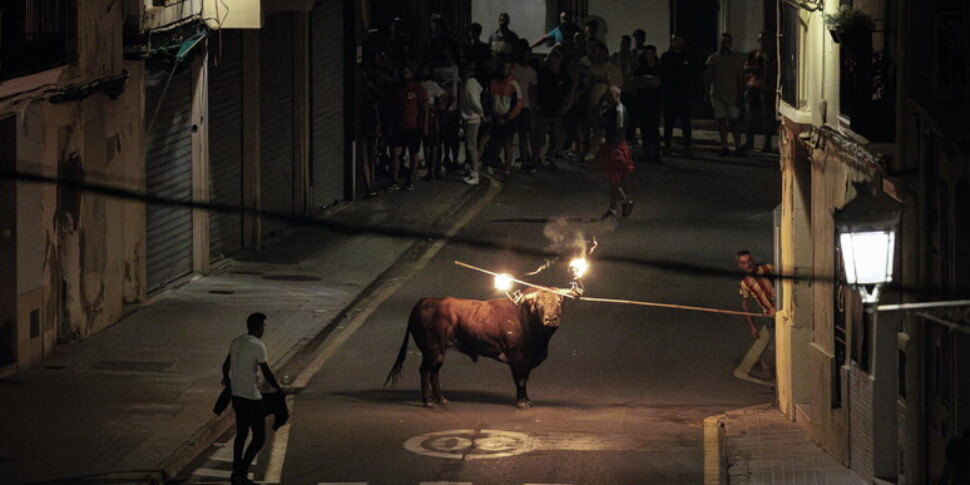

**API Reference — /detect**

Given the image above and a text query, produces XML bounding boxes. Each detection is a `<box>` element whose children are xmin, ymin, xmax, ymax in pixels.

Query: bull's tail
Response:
<box><xmin>385</xmin><ymin>305</ymin><xmax>418</xmax><ymax>386</ymax></box>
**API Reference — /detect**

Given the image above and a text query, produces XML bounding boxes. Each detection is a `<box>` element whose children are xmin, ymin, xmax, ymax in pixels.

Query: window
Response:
<box><xmin>0</xmin><ymin>0</ymin><xmax>77</xmax><ymax>81</ymax></box>
<box><xmin>779</xmin><ymin>3</ymin><xmax>799</xmax><ymax>106</ymax></box>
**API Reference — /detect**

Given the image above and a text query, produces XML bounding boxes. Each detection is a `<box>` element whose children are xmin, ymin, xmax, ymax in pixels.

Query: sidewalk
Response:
<box><xmin>0</xmin><ymin>176</ymin><xmax>495</xmax><ymax>485</ymax></box>
<box><xmin>719</xmin><ymin>404</ymin><xmax>865</xmax><ymax>485</ymax></box>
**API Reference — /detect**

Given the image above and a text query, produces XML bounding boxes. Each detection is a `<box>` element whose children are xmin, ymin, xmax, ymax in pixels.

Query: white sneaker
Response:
<box><xmin>463</xmin><ymin>171</ymin><xmax>480</xmax><ymax>186</ymax></box>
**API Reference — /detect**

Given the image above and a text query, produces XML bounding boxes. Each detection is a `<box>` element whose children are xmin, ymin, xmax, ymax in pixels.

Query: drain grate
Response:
<box><xmin>262</xmin><ymin>274</ymin><xmax>321</xmax><ymax>282</ymax></box>
<box><xmin>93</xmin><ymin>360</ymin><xmax>174</xmax><ymax>373</ymax></box>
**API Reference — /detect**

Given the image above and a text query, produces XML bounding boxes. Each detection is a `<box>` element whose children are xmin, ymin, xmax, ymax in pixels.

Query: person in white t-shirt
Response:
<box><xmin>222</xmin><ymin>313</ymin><xmax>282</xmax><ymax>485</ymax></box>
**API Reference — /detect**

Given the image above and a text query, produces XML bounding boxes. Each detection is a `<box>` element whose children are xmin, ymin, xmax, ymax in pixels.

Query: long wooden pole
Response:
<box><xmin>454</xmin><ymin>260</ymin><xmax>768</xmax><ymax>317</ymax></box>
<box><xmin>577</xmin><ymin>296</ymin><xmax>769</xmax><ymax>318</ymax></box>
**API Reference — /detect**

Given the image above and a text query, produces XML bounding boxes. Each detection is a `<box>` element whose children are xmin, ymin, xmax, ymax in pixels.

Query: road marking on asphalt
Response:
<box><xmin>404</xmin><ymin>428</ymin><xmax>669</xmax><ymax>460</ymax></box>
<box><xmin>262</xmin><ymin>394</ymin><xmax>295</xmax><ymax>483</ymax></box>
<box><xmin>405</xmin><ymin>429</ymin><xmax>537</xmax><ymax>459</ymax></box>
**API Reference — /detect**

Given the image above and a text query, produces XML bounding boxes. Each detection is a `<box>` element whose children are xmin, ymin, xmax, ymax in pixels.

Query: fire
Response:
<box><xmin>569</xmin><ymin>258</ymin><xmax>590</xmax><ymax>279</ymax></box>
<box><xmin>494</xmin><ymin>273</ymin><xmax>514</xmax><ymax>291</ymax></box>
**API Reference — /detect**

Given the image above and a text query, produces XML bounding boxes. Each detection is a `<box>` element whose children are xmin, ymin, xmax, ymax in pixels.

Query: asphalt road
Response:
<box><xmin>180</xmin><ymin>148</ymin><xmax>781</xmax><ymax>484</ymax></box>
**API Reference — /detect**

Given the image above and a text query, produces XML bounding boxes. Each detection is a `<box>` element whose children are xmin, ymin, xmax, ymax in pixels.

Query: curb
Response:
<box><xmin>703</xmin><ymin>414</ymin><xmax>728</xmax><ymax>485</ymax></box>
<box><xmin>155</xmin><ymin>178</ymin><xmax>500</xmax><ymax>482</ymax></box>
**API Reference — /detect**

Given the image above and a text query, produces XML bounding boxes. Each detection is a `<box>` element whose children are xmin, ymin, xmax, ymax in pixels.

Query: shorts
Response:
<box><xmin>389</xmin><ymin>128</ymin><xmax>422</xmax><ymax>154</ymax></box>
<box><xmin>597</xmin><ymin>142</ymin><xmax>634</xmax><ymax>184</ymax></box>
<box><xmin>711</xmin><ymin>97</ymin><xmax>740</xmax><ymax>120</ymax></box>
<box><xmin>512</xmin><ymin>108</ymin><xmax>533</xmax><ymax>134</ymax></box>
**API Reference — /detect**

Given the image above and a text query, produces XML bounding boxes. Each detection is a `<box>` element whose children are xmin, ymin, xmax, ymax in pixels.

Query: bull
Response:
<box><xmin>385</xmin><ymin>288</ymin><xmax>573</xmax><ymax>408</ymax></box>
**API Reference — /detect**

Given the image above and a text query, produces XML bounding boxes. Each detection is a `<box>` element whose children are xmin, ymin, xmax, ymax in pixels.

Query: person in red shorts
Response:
<box><xmin>596</xmin><ymin>84</ymin><xmax>634</xmax><ymax>218</ymax></box>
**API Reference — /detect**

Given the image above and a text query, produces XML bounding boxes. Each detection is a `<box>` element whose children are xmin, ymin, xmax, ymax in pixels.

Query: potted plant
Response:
<box><xmin>823</xmin><ymin>5</ymin><xmax>875</xmax><ymax>44</ymax></box>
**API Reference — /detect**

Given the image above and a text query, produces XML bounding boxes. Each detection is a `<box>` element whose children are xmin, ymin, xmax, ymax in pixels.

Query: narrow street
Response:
<box><xmin>178</xmin><ymin>146</ymin><xmax>781</xmax><ymax>484</ymax></box>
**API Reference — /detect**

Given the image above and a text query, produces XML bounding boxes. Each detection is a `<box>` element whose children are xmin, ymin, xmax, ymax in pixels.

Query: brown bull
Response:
<box><xmin>385</xmin><ymin>288</ymin><xmax>571</xmax><ymax>408</ymax></box>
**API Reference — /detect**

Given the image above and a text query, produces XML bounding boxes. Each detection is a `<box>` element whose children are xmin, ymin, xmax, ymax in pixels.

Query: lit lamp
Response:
<box><xmin>834</xmin><ymin>181</ymin><xmax>902</xmax><ymax>304</ymax></box>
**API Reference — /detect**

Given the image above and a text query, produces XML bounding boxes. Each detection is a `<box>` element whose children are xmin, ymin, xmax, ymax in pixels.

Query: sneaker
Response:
<box><xmin>583</xmin><ymin>153</ymin><xmax>595</xmax><ymax>163</ymax></box>
<box><xmin>404</xmin><ymin>182</ymin><xmax>415</xmax><ymax>191</ymax></box>
<box><xmin>388</xmin><ymin>182</ymin><xmax>401</xmax><ymax>190</ymax></box>
<box><xmin>463</xmin><ymin>171</ymin><xmax>480</xmax><ymax>185</ymax></box>
<box><xmin>622</xmin><ymin>200</ymin><xmax>635</xmax><ymax>217</ymax></box>
<box><xmin>602</xmin><ymin>208</ymin><xmax>617</xmax><ymax>219</ymax></box>
<box><xmin>522</xmin><ymin>164</ymin><xmax>538</xmax><ymax>174</ymax></box>
<box><xmin>485</xmin><ymin>166</ymin><xmax>495</xmax><ymax>175</ymax></box>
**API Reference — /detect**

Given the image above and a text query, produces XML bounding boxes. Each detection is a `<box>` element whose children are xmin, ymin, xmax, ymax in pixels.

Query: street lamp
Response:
<box><xmin>834</xmin><ymin>181</ymin><xmax>902</xmax><ymax>303</ymax></box>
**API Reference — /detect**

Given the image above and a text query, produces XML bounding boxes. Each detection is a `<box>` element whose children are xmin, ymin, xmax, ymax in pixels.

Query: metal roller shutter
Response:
<box><xmin>311</xmin><ymin>0</ymin><xmax>345</xmax><ymax>207</ymax></box>
<box><xmin>260</xmin><ymin>14</ymin><xmax>295</xmax><ymax>238</ymax></box>
<box><xmin>145</xmin><ymin>66</ymin><xmax>195</xmax><ymax>292</ymax></box>
<box><xmin>208</xmin><ymin>30</ymin><xmax>244</xmax><ymax>261</ymax></box>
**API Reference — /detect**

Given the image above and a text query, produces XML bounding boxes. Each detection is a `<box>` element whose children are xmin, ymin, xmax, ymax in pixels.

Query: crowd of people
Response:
<box><xmin>357</xmin><ymin>11</ymin><xmax>778</xmax><ymax>216</ymax></box>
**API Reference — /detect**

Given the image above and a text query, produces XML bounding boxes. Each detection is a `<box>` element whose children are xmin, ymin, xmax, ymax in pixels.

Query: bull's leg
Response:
<box><xmin>420</xmin><ymin>353</ymin><xmax>446</xmax><ymax>407</ymax></box>
<box><xmin>429</xmin><ymin>356</ymin><xmax>448</xmax><ymax>404</ymax></box>
<box><xmin>419</xmin><ymin>354</ymin><xmax>435</xmax><ymax>407</ymax></box>
<box><xmin>510</xmin><ymin>364</ymin><xmax>532</xmax><ymax>408</ymax></box>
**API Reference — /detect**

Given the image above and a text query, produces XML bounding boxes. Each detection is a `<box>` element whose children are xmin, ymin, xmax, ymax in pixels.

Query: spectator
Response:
<box><xmin>419</xmin><ymin>63</ymin><xmax>448</xmax><ymax>181</ymax></box>
<box><xmin>596</xmin><ymin>85</ymin><xmax>634</xmax><ymax>218</ymax></box>
<box><xmin>583</xmin><ymin>40</ymin><xmax>624</xmax><ymax>161</ymax></box>
<box><xmin>660</xmin><ymin>34</ymin><xmax>695</xmax><ymax>155</ymax></box>
<box><xmin>387</xmin><ymin>17</ymin><xmax>412</xmax><ymax>64</ymax></box>
<box><xmin>358</xmin><ymin>31</ymin><xmax>393</xmax><ymax>196</ymax></box>
<box><xmin>534</xmin><ymin>49</ymin><xmax>575</xmax><ymax>170</ymax></box>
<box><xmin>432</xmin><ymin>46</ymin><xmax>462</xmax><ymax>173</ymax></box>
<box><xmin>489</xmin><ymin>12</ymin><xmax>519</xmax><ymax>59</ymax></box>
<box><xmin>629</xmin><ymin>44</ymin><xmax>663</xmax><ymax>160</ymax></box>
<box><xmin>530</xmin><ymin>10</ymin><xmax>579</xmax><ymax>49</ymax></box>
<box><xmin>426</xmin><ymin>14</ymin><xmax>462</xmax><ymax>67</ymax></box>
<box><xmin>484</xmin><ymin>60</ymin><xmax>523</xmax><ymax>176</ymax></box>
<box><xmin>459</xmin><ymin>64</ymin><xmax>486</xmax><ymax>185</ymax></box>
<box><xmin>705</xmin><ymin>33</ymin><xmax>746</xmax><ymax>156</ymax></box>
<box><xmin>511</xmin><ymin>39</ymin><xmax>538</xmax><ymax>172</ymax></box>
<box><xmin>611</xmin><ymin>34</ymin><xmax>637</xmax><ymax>83</ymax></box>
<box><xmin>388</xmin><ymin>63</ymin><xmax>428</xmax><ymax>191</ymax></box>
<box><xmin>584</xmin><ymin>19</ymin><xmax>600</xmax><ymax>45</ymax></box>
<box><xmin>463</xmin><ymin>22</ymin><xmax>493</xmax><ymax>70</ymax></box>
<box><xmin>632</xmin><ymin>29</ymin><xmax>648</xmax><ymax>61</ymax></box>
<box><xmin>742</xmin><ymin>31</ymin><xmax>778</xmax><ymax>153</ymax></box>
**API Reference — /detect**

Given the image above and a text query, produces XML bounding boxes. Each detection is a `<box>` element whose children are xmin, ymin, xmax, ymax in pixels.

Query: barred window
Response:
<box><xmin>779</xmin><ymin>3</ymin><xmax>799</xmax><ymax>107</ymax></box>
<box><xmin>1</xmin><ymin>0</ymin><xmax>77</xmax><ymax>81</ymax></box>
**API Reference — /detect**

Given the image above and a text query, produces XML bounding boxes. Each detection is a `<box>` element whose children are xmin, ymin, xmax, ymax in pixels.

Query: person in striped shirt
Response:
<box><xmin>737</xmin><ymin>250</ymin><xmax>775</xmax><ymax>339</ymax></box>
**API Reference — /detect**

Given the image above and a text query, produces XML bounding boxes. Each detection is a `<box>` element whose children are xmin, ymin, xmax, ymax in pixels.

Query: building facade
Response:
<box><xmin>774</xmin><ymin>0</ymin><xmax>969</xmax><ymax>483</ymax></box>
<box><xmin>0</xmin><ymin>0</ymin><xmax>351</xmax><ymax>373</ymax></box>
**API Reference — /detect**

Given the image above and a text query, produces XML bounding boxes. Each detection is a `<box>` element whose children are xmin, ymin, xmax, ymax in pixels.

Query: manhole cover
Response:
<box><xmin>93</xmin><ymin>360</ymin><xmax>174</xmax><ymax>373</ymax></box>
<box><xmin>261</xmin><ymin>275</ymin><xmax>321</xmax><ymax>282</ymax></box>
<box><xmin>404</xmin><ymin>429</ymin><xmax>537</xmax><ymax>459</ymax></box>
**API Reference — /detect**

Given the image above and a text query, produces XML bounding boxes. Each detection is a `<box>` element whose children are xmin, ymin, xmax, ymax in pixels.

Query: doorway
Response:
<box><xmin>0</xmin><ymin>117</ymin><xmax>17</xmax><ymax>367</ymax></box>
<box><xmin>670</xmin><ymin>0</ymin><xmax>718</xmax><ymax>119</ymax></box>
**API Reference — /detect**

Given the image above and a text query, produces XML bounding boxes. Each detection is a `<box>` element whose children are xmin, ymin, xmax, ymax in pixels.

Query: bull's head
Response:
<box><xmin>523</xmin><ymin>290</ymin><xmax>566</xmax><ymax>327</ymax></box>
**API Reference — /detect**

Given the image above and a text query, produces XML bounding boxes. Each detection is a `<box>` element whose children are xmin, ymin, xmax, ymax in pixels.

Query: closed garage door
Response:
<box><xmin>260</xmin><ymin>14</ymin><xmax>295</xmax><ymax>239</ymax></box>
<box><xmin>208</xmin><ymin>30</ymin><xmax>244</xmax><ymax>261</ymax></box>
<box><xmin>311</xmin><ymin>0</ymin><xmax>345</xmax><ymax>207</ymax></box>
<box><xmin>145</xmin><ymin>66</ymin><xmax>194</xmax><ymax>292</ymax></box>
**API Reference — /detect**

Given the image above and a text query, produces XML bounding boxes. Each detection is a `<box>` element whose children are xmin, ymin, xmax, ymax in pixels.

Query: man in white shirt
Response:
<box><xmin>222</xmin><ymin>313</ymin><xmax>282</xmax><ymax>485</ymax></box>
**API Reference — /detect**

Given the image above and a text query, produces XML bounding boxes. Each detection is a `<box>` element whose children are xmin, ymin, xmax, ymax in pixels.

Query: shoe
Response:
<box><xmin>485</xmin><ymin>166</ymin><xmax>495</xmax><ymax>175</ymax></box>
<box><xmin>404</xmin><ymin>182</ymin><xmax>415</xmax><ymax>191</ymax></box>
<box><xmin>719</xmin><ymin>147</ymin><xmax>731</xmax><ymax>157</ymax></box>
<box><xmin>622</xmin><ymin>200</ymin><xmax>634</xmax><ymax>217</ymax></box>
<box><xmin>367</xmin><ymin>190</ymin><xmax>378</xmax><ymax>197</ymax></box>
<box><xmin>522</xmin><ymin>164</ymin><xmax>537</xmax><ymax>174</ymax></box>
<box><xmin>602</xmin><ymin>208</ymin><xmax>617</xmax><ymax>219</ymax></box>
<box><xmin>463</xmin><ymin>171</ymin><xmax>480</xmax><ymax>185</ymax></box>
<box><xmin>388</xmin><ymin>182</ymin><xmax>401</xmax><ymax>190</ymax></box>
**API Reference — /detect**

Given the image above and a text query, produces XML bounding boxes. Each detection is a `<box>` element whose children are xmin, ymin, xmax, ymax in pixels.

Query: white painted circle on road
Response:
<box><xmin>404</xmin><ymin>429</ymin><xmax>537</xmax><ymax>459</ymax></box>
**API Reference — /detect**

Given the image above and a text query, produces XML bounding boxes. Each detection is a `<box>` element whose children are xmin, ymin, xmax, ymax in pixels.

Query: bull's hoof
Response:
<box><xmin>515</xmin><ymin>400</ymin><xmax>533</xmax><ymax>409</ymax></box>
